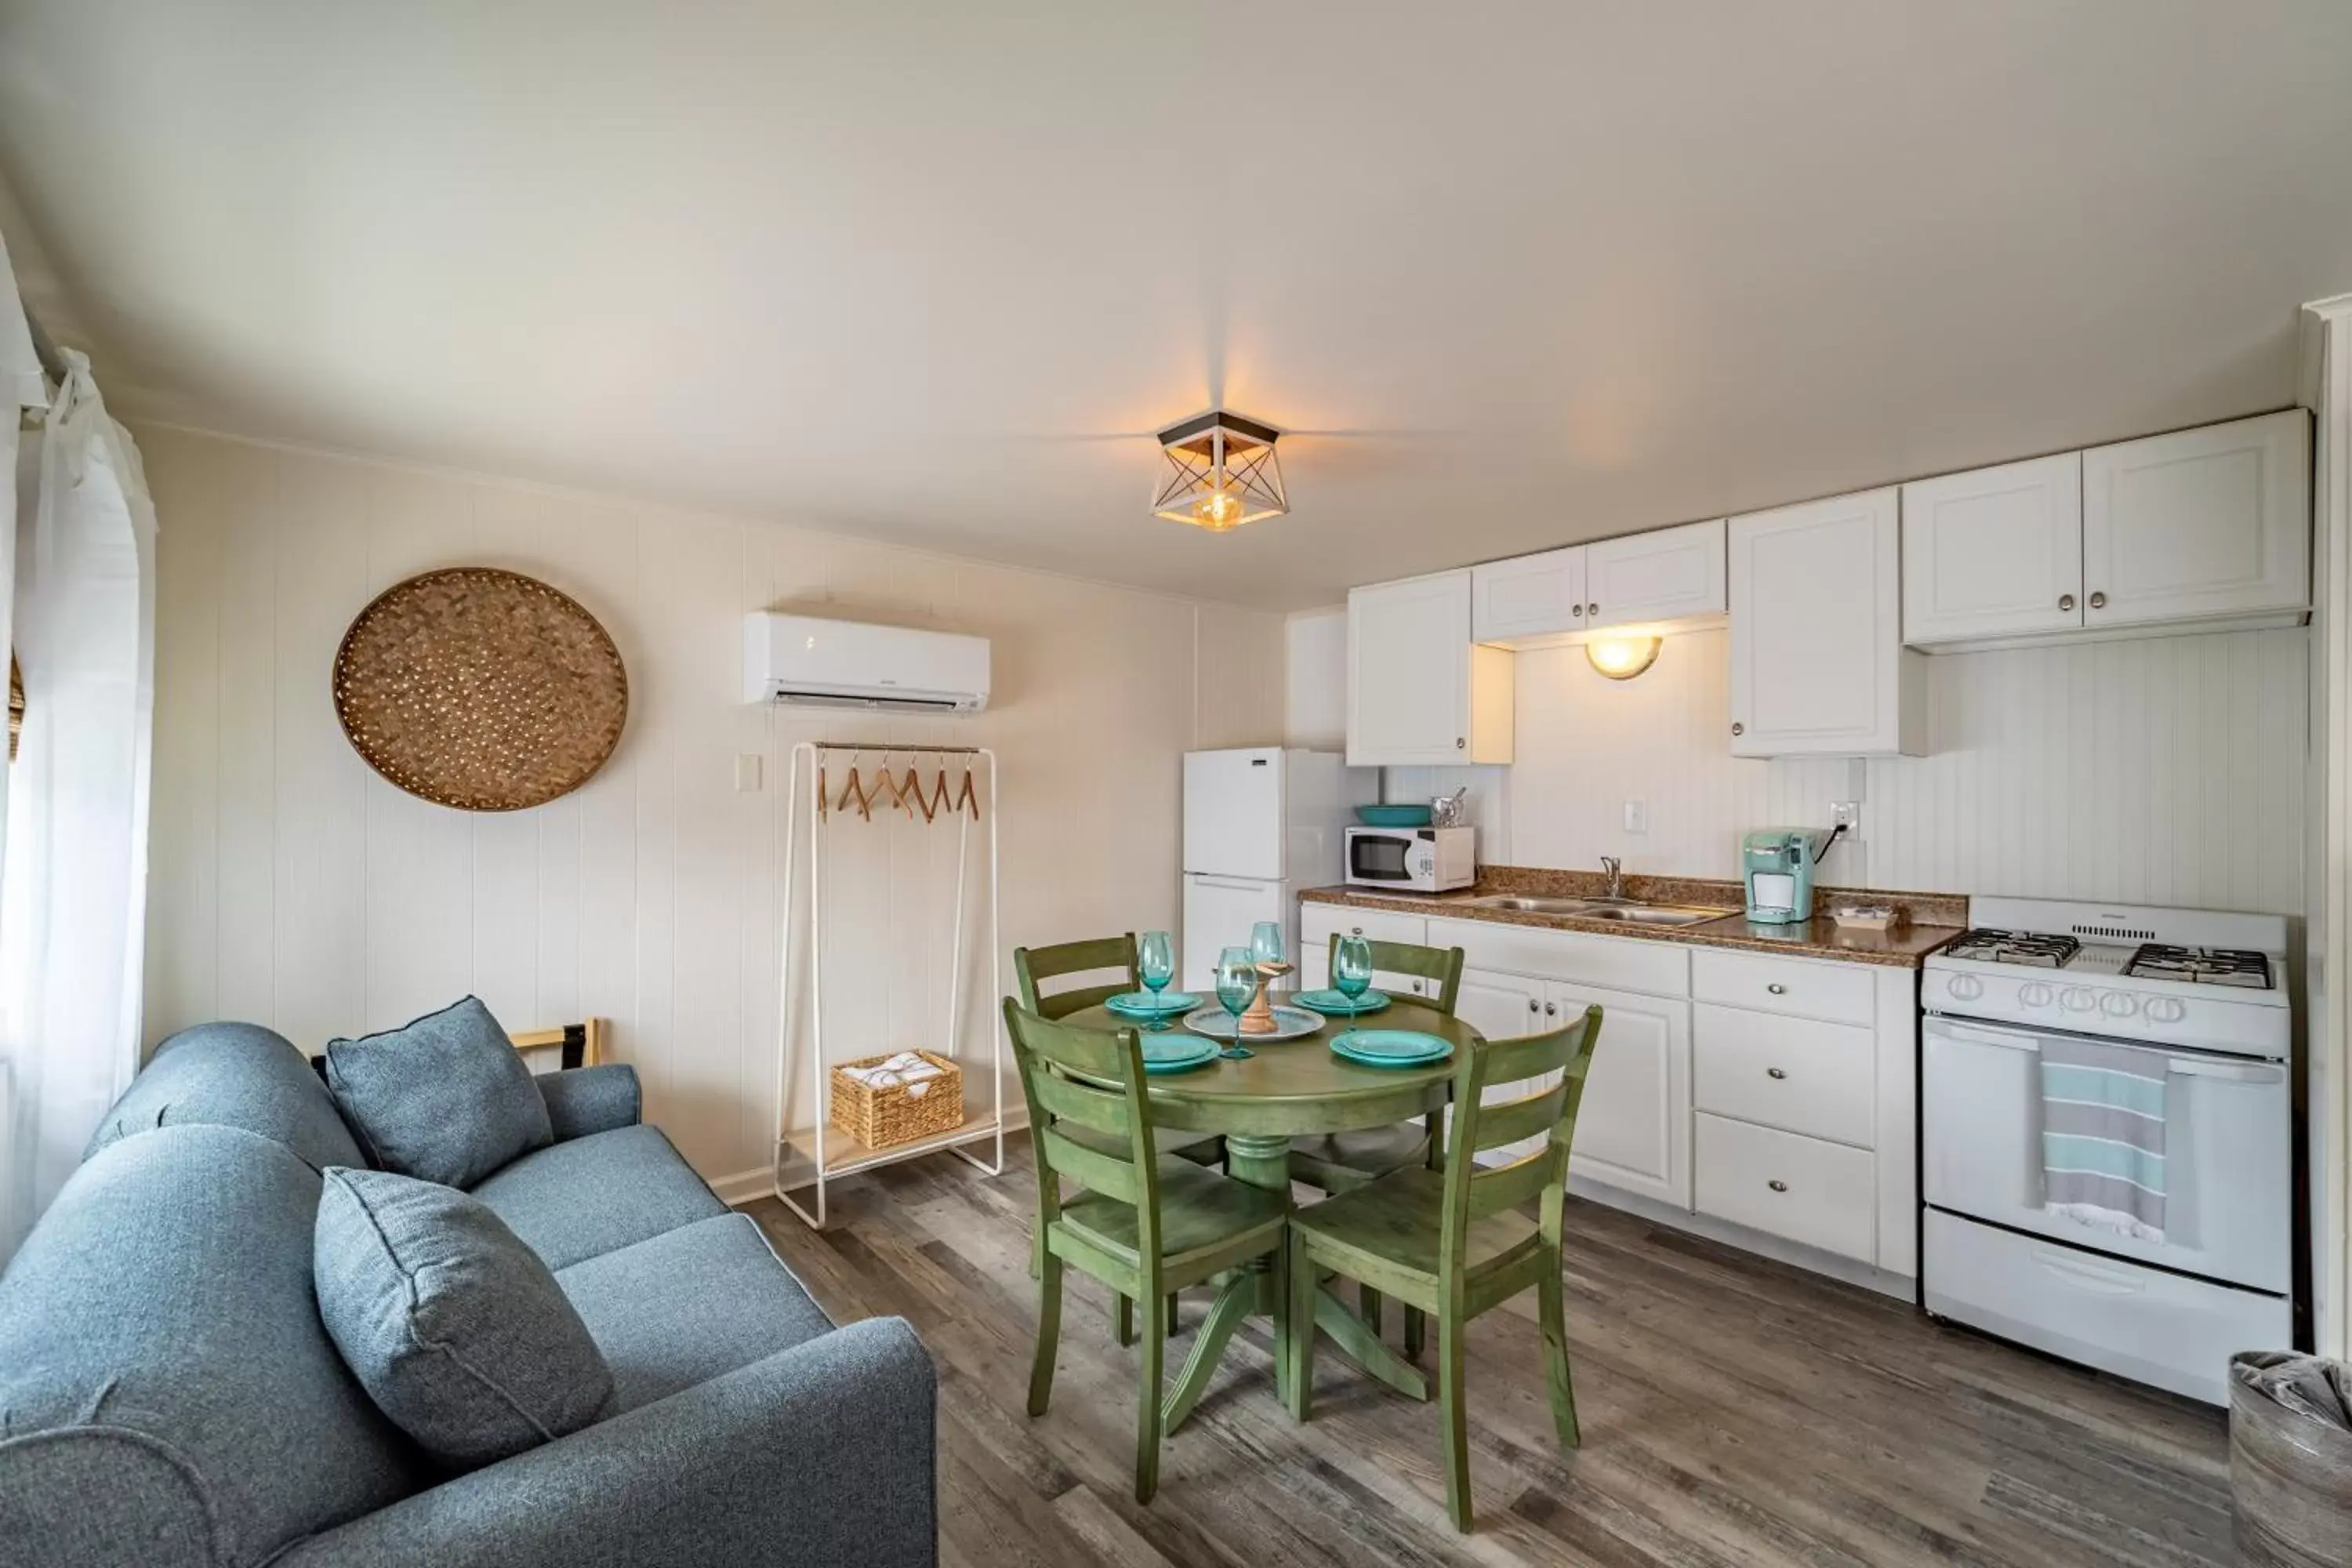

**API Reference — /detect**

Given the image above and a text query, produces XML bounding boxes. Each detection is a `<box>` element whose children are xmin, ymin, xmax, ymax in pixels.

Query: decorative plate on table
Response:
<box><xmin>1292</xmin><ymin>988</ymin><xmax>1390</xmax><ymax>1016</ymax></box>
<box><xmin>1330</xmin><ymin>1029</ymin><xmax>1454</xmax><ymax>1069</ymax></box>
<box><xmin>1182</xmin><ymin>1005</ymin><xmax>1323</xmax><ymax>1043</ymax></box>
<box><xmin>1141</xmin><ymin>1036</ymin><xmax>1221</xmax><ymax>1075</ymax></box>
<box><xmin>1105</xmin><ymin>990</ymin><xmax>1200</xmax><ymax>1018</ymax></box>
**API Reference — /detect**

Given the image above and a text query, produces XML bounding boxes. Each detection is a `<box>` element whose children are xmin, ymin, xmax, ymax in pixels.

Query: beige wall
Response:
<box><xmin>1296</xmin><ymin>620</ymin><xmax>2308</xmax><ymax>916</ymax></box>
<box><xmin>138</xmin><ymin>426</ymin><xmax>1283</xmax><ymax>1192</ymax></box>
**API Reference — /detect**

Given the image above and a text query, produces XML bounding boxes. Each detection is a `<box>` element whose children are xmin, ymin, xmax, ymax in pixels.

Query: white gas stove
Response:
<box><xmin>1920</xmin><ymin>896</ymin><xmax>2296</xmax><ymax>1405</ymax></box>
<box><xmin>1922</xmin><ymin>895</ymin><xmax>2288</xmax><ymax>1057</ymax></box>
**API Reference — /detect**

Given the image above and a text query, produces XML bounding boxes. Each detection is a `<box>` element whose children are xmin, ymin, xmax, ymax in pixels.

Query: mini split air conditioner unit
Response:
<box><xmin>742</xmin><ymin>612</ymin><xmax>991</xmax><ymax>713</ymax></box>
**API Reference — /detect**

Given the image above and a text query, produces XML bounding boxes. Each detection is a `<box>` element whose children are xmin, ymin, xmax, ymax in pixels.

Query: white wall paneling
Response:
<box><xmin>140</xmin><ymin>426</ymin><xmax>1284</xmax><ymax>1187</ymax></box>
<box><xmin>1418</xmin><ymin>624</ymin><xmax>2307</xmax><ymax>916</ymax></box>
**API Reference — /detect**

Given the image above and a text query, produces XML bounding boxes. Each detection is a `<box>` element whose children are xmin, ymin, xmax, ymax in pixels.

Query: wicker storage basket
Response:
<box><xmin>829</xmin><ymin>1051</ymin><xmax>964</xmax><ymax>1149</ymax></box>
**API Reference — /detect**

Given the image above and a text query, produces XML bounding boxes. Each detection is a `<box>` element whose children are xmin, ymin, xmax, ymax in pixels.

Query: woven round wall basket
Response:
<box><xmin>332</xmin><ymin>568</ymin><xmax>628</xmax><ymax>811</ymax></box>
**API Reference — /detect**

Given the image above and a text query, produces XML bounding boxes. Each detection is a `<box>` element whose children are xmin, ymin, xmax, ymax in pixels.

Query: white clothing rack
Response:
<box><xmin>773</xmin><ymin>741</ymin><xmax>1003</xmax><ymax>1227</ymax></box>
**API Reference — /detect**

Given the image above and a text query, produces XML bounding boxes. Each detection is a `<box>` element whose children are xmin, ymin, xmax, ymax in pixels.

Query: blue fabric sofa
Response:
<box><xmin>0</xmin><ymin>1022</ymin><xmax>937</xmax><ymax>1568</ymax></box>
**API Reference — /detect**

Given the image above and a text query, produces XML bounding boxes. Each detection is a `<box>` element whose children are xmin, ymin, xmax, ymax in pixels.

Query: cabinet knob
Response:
<box><xmin>1766</xmin><ymin>982</ymin><xmax>1787</xmax><ymax>995</ymax></box>
<box><xmin>1768</xmin><ymin>1179</ymin><xmax>1789</xmax><ymax>1193</ymax></box>
<box><xmin>2089</xmin><ymin>591</ymin><xmax>2107</xmax><ymax>609</ymax></box>
<box><xmin>1350</xmin><ymin>927</ymin><xmax>1364</xmax><ymax>936</ymax></box>
<box><xmin>2058</xmin><ymin>593</ymin><xmax>2075</xmax><ymax>612</ymax></box>
<box><xmin>1587</xmin><ymin>602</ymin><xmax>1599</xmax><ymax>617</ymax></box>
<box><xmin>1527</xmin><ymin>998</ymin><xmax>1541</xmax><ymax>1013</ymax></box>
<box><xmin>1570</xmin><ymin>603</ymin><xmax>1584</xmax><ymax>618</ymax></box>
<box><xmin>1544</xmin><ymin>1001</ymin><xmax>1558</xmax><ymax>1016</ymax></box>
<box><xmin>1766</xmin><ymin>1066</ymin><xmax>1788</xmax><ymax>1080</ymax></box>
<box><xmin>1455</xmin><ymin>737</ymin><xmax>1465</xmax><ymax>750</ymax></box>
<box><xmin>1730</xmin><ymin>722</ymin><xmax>1744</xmax><ymax>737</ymax></box>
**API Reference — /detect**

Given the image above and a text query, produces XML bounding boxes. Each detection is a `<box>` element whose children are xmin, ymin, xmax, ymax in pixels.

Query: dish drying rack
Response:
<box><xmin>772</xmin><ymin>741</ymin><xmax>1003</xmax><ymax>1226</ymax></box>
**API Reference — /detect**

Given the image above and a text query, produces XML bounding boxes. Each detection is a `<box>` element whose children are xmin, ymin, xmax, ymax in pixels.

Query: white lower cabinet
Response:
<box><xmin>1548</xmin><ymin>978</ymin><xmax>1690</xmax><ymax>1208</ymax></box>
<box><xmin>1299</xmin><ymin>904</ymin><xmax>1433</xmax><ymax>997</ymax></box>
<box><xmin>1694</xmin><ymin>1113</ymin><xmax>1877</xmax><ymax>1263</ymax></box>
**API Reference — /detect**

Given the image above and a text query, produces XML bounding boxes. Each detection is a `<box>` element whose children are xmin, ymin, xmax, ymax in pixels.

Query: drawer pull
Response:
<box><xmin>1767</xmin><ymin>1179</ymin><xmax>1788</xmax><ymax>1193</ymax></box>
<box><xmin>1527</xmin><ymin>998</ymin><xmax>1541</xmax><ymax>1013</ymax></box>
<box><xmin>1766</xmin><ymin>1066</ymin><xmax>1788</xmax><ymax>1080</ymax></box>
<box><xmin>1766</xmin><ymin>982</ymin><xmax>1787</xmax><ymax>995</ymax></box>
<box><xmin>1544</xmin><ymin>1001</ymin><xmax>1557</xmax><ymax>1016</ymax></box>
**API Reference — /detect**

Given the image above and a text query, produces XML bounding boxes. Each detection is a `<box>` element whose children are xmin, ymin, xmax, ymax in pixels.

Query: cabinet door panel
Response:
<box><xmin>1901</xmin><ymin>454</ymin><xmax>2082</xmax><ymax>644</ymax></box>
<box><xmin>1457</xmin><ymin>968</ymin><xmax>1552</xmax><ymax>1160</ymax></box>
<box><xmin>1549</xmin><ymin>980</ymin><xmax>1690</xmax><ymax>1208</ymax></box>
<box><xmin>1585</xmin><ymin>519</ymin><xmax>1726</xmax><ymax>629</ymax></box>
<box><xmin>1472</xmin><ymin>547</ymin><xmax>1584</xmax><ymax>643</ymax></box>
<box><xmin>1729</xmin><ymin>488</ymin><xmax>1920</xmax><ymax>757</ymax></box>
<box><xmin>1348</xmin><ymin>572</ymin><xmax>1472</xmax><ymax>765</ymax></box>
<box><xmin>2082</xmin><ymin>410</ymin><xmax>2310</xmax><ymax>630</ymax></box>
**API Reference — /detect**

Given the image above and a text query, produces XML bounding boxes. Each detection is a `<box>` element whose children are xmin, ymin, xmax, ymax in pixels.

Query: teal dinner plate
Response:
<box><xmin>1142</xmin><ymin>1036</ymin><xmax>1220</xmax><ymax>1074</ymax></box>
<box><xmin>1182</xmin><ymin>1005</ymin><xmax>1323</xmax><ymax>1043</ymax></box>
<box><xmin>1105</xmin><ymin>989</ymin><xmax>1200</xmax><ymax>1018</ymax></box>
<box><xmin>1330</xmin><ymin>1029</ymin><xmax>1454</xmax><ymax>1068</ymax></box>
<box><xmin>1293</xmin><ymin>989</ymin><xmax>1391</xmax><ymax>1016</ymax></box>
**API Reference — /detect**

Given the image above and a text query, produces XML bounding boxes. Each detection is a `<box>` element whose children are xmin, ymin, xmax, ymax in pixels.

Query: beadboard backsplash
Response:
<box><xmin>1308</xmin><ymin>618</ymin><xmax>2308</xmax><ymax>917</ymax></box>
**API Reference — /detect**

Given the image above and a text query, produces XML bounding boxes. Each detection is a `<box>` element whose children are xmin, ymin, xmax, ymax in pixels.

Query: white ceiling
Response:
<box><xmin>3</xmin><ymin>2</ymin><xmax>2350</xmax><ymax>610</ymax></box>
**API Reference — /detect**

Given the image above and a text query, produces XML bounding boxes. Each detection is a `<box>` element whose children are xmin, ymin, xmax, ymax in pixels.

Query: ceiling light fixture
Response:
<box><xmin>1586</xmin><ymin>636</ymin><xmax>1662</xmax><ymax>681</ymax></box>
<box><xmin>1152</xmin><ymin>410</ymin><xmax>1287</xmax><ymax>532</ymax></box>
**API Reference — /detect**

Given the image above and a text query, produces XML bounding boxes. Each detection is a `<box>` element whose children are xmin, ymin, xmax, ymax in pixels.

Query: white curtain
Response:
<box><xmin>0</xmin><ymin>342</ymin><xmax>155</xmax><ymax>1262</ymax></box>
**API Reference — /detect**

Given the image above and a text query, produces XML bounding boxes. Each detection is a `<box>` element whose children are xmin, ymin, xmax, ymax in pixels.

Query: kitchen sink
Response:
<box><xmin>1465</xmin><ymin>893</ymin><xmax>1735</xmax><ymax>927</ymax></box>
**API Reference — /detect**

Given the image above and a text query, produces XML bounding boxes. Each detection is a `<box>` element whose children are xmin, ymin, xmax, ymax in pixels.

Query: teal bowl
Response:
<box><xmin>1355</xmin><ymin>804</ymin><xmax>1435</xmax><ymax>827</ymax></box>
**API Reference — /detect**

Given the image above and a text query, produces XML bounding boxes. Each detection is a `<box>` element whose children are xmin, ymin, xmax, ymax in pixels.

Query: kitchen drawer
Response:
<box><xmin>1302</xmin><ymin>903</ymin><xmax>1428</xmax><ymax>951</ymax></box>
<box><xmin>1691</xmin><ymin>948</ymin><xmax>1875</xmax><ymax>1026</ymax></box>
<box><xmin>1425</xmin><ymin>916</ymin><xmax>1691</xmax><ymax>1000</ymax></box>
<box><xmin>1693</xmin><ymin>1004</ymin><xmax>1875</xmax><ymax>1148</ymax></box>
<box><xmin>1694</xmin><ymin>1113</ymin><xmax>1875</xmax><ymax>1263</ymax></box>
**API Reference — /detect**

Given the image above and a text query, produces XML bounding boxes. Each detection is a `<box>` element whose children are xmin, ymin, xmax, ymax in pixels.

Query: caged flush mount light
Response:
<box><xmin>1152</xmin><ymin>410</ymin><xmax>1288</xmax><ymax>532</ymax></box>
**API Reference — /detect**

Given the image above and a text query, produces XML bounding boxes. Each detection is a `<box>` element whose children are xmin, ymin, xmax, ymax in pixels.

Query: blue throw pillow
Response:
<box><xmin>315</xmin><ymin>1167</ymin><xmax>612</xmax><ymax>1468</ymax></box>
<box><xmin>324</xmin><ymin>996</ymin><xmax>553</xmax><ymax>1188</ymax></box>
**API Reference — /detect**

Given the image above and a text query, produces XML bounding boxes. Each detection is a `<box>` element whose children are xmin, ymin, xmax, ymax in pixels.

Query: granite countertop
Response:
<box><xmin>1301</xmin><ymin>867</ymin><xmax>1965</xmax><ymax>969</ymax></box>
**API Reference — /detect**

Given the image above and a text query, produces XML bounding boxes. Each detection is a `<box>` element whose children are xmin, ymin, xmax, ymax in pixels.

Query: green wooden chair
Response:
<box><xmin>1005</xmin><ymin>999</ymin><xmax>1290</xmax><ymax>1504</ymax></box>
<box><xmin>1283</xmin><ymin>1004</ymin><xmax>1602</xmax><ymax>1533</ymax></box>
<box><xmin>1014</xmin><ymin>935</ymin><xmax>1223</xmax><ymax>1341</ymax></box>
<box><xmin>1290</xmin><ymin>936</ymin><xmax>1465</xmax><ymax>1354</ymax></box>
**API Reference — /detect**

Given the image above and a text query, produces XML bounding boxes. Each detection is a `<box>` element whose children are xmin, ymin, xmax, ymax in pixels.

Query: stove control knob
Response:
<box><xmin>1945</xmin><ymin>975</ymin><xmax>1984</xmax><ymax>1002</ymax></box>
<box><xmin>2061</xmin><ymin>987</ymin><xmax>2099</xmax><ymax>1014</ymax></box>
<box><xmin>2018</xmin><ymin>982</ymin><xmax>2054</xmax><ymax>1009</ymax></box>
<box><xmin>2145</xmin><ymin>996</ymin><xmax>2187</xmax><ymax>1025</ymax></box>
<box><xmin>2100</xmin><ymin>991</ymin><xmax>2140</xmax><ymax>1018</ymax></box>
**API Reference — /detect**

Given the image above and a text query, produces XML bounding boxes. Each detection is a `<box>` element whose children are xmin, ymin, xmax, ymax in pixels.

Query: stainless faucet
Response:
<box><xmin>1599</xmin><ymin>856</ymin><xmax>1625</xmax><ymax>901</ymax></box>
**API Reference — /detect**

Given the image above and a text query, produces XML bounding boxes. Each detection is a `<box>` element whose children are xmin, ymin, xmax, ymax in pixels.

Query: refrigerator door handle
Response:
<box><xmin>1189</xmin><ymin>876</ymin><xmax>1271</xmax><ymax>893</ymax></box>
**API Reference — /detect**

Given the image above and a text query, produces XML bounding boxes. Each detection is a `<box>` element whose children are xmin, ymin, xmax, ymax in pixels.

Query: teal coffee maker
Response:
<box><xmin>1740</xmin><ymin>829</ymin><xmax>1833</xmax><ymax>924</ymax></box>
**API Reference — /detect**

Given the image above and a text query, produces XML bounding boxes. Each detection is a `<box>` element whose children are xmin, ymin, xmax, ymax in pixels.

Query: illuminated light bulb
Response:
<box><xmin>1586</xmin><ymin>636</ymin><xmax>1662</xmax><ymax>681</ymax></box>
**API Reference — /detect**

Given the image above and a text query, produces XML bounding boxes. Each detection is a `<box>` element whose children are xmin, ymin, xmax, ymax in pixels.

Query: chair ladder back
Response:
<box><xmin>1003</xmin><ymin>998</ymin><xmax>1162</xmax><ymax>1247</ymax></box>
<box><xmin>1437</xmin><ymin>1006</ymin><xmax>1604</xmax><ymax>1265</ymax></box>
<box><xmin>1327</xmin><ymin>935</ymin><xmax>1467</xmax><ymax>1015</ymax></box>
<box><xmin>1014</xmin><ymin>934</ymin><xmax>1141</xmax><ymax>1021</ymax></box>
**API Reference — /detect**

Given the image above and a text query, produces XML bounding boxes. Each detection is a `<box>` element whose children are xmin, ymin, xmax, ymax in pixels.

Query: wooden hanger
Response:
<box><xmin>953</xmin><ymin>766</ymin><xmax>980</xmax><ymax>822</ymax></box>
<box><xmin>838</xmin><ymin>759</ymin><xmax>871</xmax><ymax>821</ymax></box>
<box><xmin>929</xmin><ymin>768</ymin><xmax>955</xmax><ymax>821</ymax></box>
<box><xmin>869</xmin><ymin>753</ymin><xmax>908</xmax><ymax>817</ymax></box>
<box><xmin>903</xmin><ymin>760</ymin><xmax>934</xmax><ymax>822</ymax></box>
<box><xmin>817</xmin><ymin>759</ymin><xmax>829</xmax><ymax>821</ymax></box>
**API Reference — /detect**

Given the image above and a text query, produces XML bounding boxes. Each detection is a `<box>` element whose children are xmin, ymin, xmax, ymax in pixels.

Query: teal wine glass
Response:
<box><xmin>1137</xmin><ymin>931</ymin><xmax>1176</xmax><ymax>1029</ymax></box>
<box><xmin>1333</xmin><ymin>933</ymin><xmax>1374</xmax><ymax>1010</ymax></box>
<box><xmin>1250</xmin><ymin>920</ymin><xmax>1286</xmax><ymax>968</ymax></box>
<box><xmin>1214</xmin><ymin>946</ymin><xmax>1258</xmax><ymax>1058</ymax></box>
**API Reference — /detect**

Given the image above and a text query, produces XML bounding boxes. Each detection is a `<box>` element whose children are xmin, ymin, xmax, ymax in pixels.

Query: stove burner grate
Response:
<box><xmin>2125</xmin><ymin>943</ymin><xmax>2272</xmax><ymax>989</ymax></box>
<box><xmin>1943</xmin><ymin>928</ymin><xmax>2082</xmax><ymax>968</ymax></box>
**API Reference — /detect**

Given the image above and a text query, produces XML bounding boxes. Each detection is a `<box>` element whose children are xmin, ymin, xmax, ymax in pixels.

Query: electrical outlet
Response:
<box><xmin>1830</xmin><ymin>800</ymin><xmax>1860</xmax><ymax>834</ymax></box>
<box><xmin>1623</xmin><ymin>799</ymin><xmax>1649</xmax><ymax>834</ymax></box>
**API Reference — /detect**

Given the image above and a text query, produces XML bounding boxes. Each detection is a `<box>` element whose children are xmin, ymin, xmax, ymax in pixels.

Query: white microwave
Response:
<box><xmin>1345</xmin><ymin>826</ymin><xmax>1475</xmax><ymax>892</ymax></box>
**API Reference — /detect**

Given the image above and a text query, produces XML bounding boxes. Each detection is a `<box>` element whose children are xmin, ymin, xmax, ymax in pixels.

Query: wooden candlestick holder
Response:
<box><xmin>1238</xmin><ymin>960</ymin><xmax>1292</xmax><ymax>1034</ymax></box>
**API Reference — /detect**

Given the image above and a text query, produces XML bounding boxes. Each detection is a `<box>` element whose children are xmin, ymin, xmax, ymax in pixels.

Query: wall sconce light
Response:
<box><xmin>1586</xmin><ymin>636</ymin><xmax>1661</xmax><ymax>681</ymax></box>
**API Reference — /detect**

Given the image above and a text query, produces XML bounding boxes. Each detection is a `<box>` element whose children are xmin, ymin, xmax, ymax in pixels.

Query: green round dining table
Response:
<box><xmin>1056</xmin><ymin>991</ymin><xmax>1486</xmax><ymax>1422</ymax></box>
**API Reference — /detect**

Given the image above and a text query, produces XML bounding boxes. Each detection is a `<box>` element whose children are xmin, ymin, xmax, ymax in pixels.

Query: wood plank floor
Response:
<box><xmin>745</xmin><ymin>1147</ymin><xmax>2234</xmax><ymax>1568</ymax></box>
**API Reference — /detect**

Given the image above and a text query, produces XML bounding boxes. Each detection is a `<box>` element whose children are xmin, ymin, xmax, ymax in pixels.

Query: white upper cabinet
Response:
<box><xmin>1346</xmin><ymin>571</ymin><xmax>1514</xmax><ymax>768</ymax></box>
<box><xmin>1901</xmin><ymin>454</ymin><xmax>2084</xmax><ymax>645</ymax></box>
<box><xmin>1729</xmin><ymin>488</ymin><xmax>1926</xmax><ymax>757</ymax></box>
<box><xmin>2082</xmin><ymin>409</ymin><xmax>2311</xmax><ymax>632</ymax></box>
<box><xmin>1585</xmin><ymin>518</ymin><xmax>1728</xmax><ymax>630</ymax></box>
<box><xmin>1472</xmin><ymin>521</ymin><xmax>1727</xmax><ymax>647</ymax></box>
<box><xmin>1471</xmin><ymin>546</ymin><xmax>1584</xmax><ymax>643</ymax></box>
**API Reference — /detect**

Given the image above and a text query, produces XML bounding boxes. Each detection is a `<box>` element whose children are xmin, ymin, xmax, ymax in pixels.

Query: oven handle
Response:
<box><xmin>1927</xmin><ymin>1020</ymin><xmax>2040</xmax><ymax>1051</ymax></box>
<box><xmin>2165</xmin><ymin>1059</ymin><xmax>2284</xmax><ymax>1085</ymax></box>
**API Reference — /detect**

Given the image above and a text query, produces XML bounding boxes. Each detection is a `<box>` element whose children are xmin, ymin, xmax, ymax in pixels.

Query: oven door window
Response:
<box><xmin>1350</xmin><ymin>836</ymin><xmax>1413</xmax><ymax>881</ymax></box>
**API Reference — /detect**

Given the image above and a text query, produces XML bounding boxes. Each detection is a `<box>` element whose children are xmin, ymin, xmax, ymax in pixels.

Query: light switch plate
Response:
<box><xmin>1622</xmin><ymin>799</ymin><xmax>1648</xmax><ymax>834</ymax></box>
<box><xmin>735</xmin><ymin>753</ymin><xmax>764</xmax><ymax>792</ymax></box>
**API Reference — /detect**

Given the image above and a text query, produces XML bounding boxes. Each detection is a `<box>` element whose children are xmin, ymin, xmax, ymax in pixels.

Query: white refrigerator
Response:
<box><xmin>1181</xmin><ymin>748</ymin><xmax>1376</xmax><ymax>989</ymax></box>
